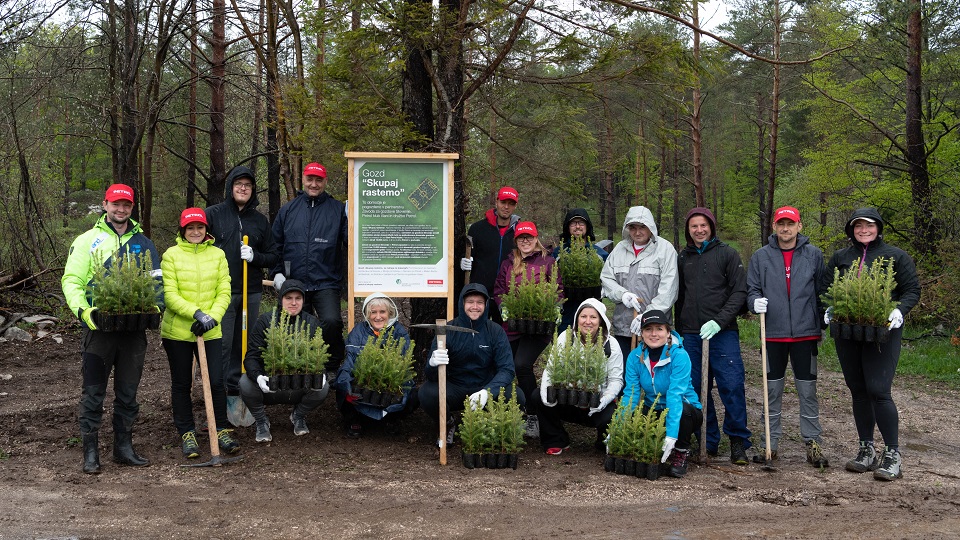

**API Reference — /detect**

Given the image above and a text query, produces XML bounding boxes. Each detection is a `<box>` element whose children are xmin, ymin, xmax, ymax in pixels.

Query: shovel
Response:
<box><xmin>183</xmin><ymin>336</ymin><xmax>243</xmax><ymax>468</ymax></box>
<box><xmin>758</xmin><ymin>313</ymin><xmax>777</xmax><ymax>472</ymax></box>
<box><xmin>699</xmin><ymin>338</ymin><xmax>709</xmax><ymax>465</ymax></box>
<box><xmin>227</xmin><ymin>236</ymin><xmax>255</xmax><ymax>427</ymax></box>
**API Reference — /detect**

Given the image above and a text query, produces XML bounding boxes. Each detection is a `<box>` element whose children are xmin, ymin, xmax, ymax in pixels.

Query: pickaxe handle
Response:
<box><xmin>700</xmin><ymin>338</ymin><xmax>710</xmax><ymax>465</ymax></box>
<box><xmin>436</xmin><ymin>319</ymin><xmax>447</xmax><ymax>466</ymax></box>
<box><xmin>464</xmin><ymin>236</ymin><xmax>473</xmax><ymax>283</ymax></box>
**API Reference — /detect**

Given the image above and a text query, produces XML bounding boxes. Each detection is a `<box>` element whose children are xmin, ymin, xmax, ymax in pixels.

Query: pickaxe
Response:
<box><xmin>183</xmin><ymin>336</ymin><xmax>244</xmax><ymax>468</ymax></box>
<box><xmin>464</xmin><ymin>235</ymin><xmax>474</xmax><ymax>283</ymax></box>
<box><xmin>411</xmin><ymin>320</ymin><xmax>478</xmax><ymax>466</ymax></box>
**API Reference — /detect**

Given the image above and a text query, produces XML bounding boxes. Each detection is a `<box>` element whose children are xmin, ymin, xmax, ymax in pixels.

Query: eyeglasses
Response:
<box><xmin>516</xmin><ymin>236</ymin><xmax>537</xmax><ymax>242</ymax></box>
<box><xmin>234</xmin><ymin>183</ymin><xmax>254</xmax><ymax>191</ymax></box>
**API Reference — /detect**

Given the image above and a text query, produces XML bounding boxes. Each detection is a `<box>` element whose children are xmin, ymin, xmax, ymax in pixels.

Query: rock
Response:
<box><xmin>0</xmin><ymin>315</ymin><xmax>5</xmax><ymax>326</ymax></box>
<box><xmin>52</xmin><ymin>334</ymin><xmax>63</xmax><ymax>344</ymax></box>
<box><xmin>3</xmin><ymin>327</ymin><xmax>32</xmax><ymax>342</ymax></box>
<box><xmin>23</xmin><ymin>315</ymin><xmax>58</xmax><ymax>329</ymax></box>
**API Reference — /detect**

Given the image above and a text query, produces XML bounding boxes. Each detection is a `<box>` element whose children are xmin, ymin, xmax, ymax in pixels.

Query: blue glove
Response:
<box><xmin>699</xmin><ymin>320</ymin><xmax>721</xmax><ymax>340</ymax></box>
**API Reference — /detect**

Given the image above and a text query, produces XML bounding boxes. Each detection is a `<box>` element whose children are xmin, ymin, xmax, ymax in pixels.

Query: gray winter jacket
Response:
<box><xmin>747</xmin><ymin>233</ymin><xmax>825</xmax><ymax>339</ymax></box>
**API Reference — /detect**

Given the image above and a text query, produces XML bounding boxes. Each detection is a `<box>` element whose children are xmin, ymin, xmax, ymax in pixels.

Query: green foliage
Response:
<box><xmin>605</xmin><ymin>390</ymin><xmax>666</xmax><ymax>462</ymax></box>
<box><xmin>822</xmin><ymin>257</ymin><xmax>898</xmax><ymax>326</ymax></box>
<box><xmin>556</xmin><ymin>238</ymin><xmax>604</xmax><ymax>288</ymax></box>
<box><xmin>544</xmin><ymin>330</ymin><xmax>608</xmax><ymax>392</ymax></box>
<box><xmin>351</xmin><ymin>328</ymin><xmax>416</xmax><ymax>395</ymax></box>
<box><xmin>261</xmin><ymin>309</ymin><xmax>330</xmax><ymax>375</ymax></box>
<box><xmin>499</xmin><ymin>267</ymin><xmax>563</xmax><ymax>322</ymax></box>
<box><xmin>87</xmin><ymin>249</ymin><xmax>159</xmax><ymax>314</ymax></box>
<box><xmin>458</xmin><ymin>382</ymin><xmax>526</xmax><ymax>454</ymax></box>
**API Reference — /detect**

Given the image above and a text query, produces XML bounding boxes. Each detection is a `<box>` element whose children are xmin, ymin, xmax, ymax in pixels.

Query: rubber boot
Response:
<box><xmin>82</xmin><ymin>433</ymin><xmax>101</xmax><ymax>474</ymax></box>
<box><xmin>113</xmin><ymin>431</ymin><xmax>150</xmax><ymax>466</ymax></box>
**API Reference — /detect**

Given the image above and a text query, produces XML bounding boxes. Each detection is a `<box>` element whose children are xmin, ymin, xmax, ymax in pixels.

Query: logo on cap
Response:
<box><xmin>515</xmin><ymin>221</ymin><xmax>538</xmax><ymax>237</ymax></box>
<box><xmin>303</xmin><ymin>162</ymin><xmax>327</xmax><ymax>178</ymax></box>
<box><xmin>179</xmin><ymin>207</ymin><xmax>208</xmax><ymax>227</ymax></box>
<box><xmin>497</xmin><ymin>186</ymin><xmax>518</xmax><ymax>202</ymax></box>
<box><xmin>105</xmin><ymin>184</ymin><xmax>135</xmax><ymax>202</ymax></box>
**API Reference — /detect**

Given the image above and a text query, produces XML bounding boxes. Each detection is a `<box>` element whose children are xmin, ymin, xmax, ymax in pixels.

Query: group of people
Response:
<box><xmin>63</xmin><ymin>175</ymin><xmax>919</xmax><ymax>484</ymax></box>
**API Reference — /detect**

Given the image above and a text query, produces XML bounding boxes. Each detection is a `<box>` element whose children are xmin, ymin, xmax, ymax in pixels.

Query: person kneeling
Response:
<box><xmin>240</xmin><ymin>280</ymin><xmax>330</xmax><ymax>441</ymax></box>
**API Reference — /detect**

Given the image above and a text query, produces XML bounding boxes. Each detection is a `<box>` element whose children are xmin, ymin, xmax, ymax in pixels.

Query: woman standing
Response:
<box><xmin>623</xmin><ymin>310</ymin><xmax>703</xmax><ymax>478</ymax></box>
<box><xmin>538</xmin><ymin>299</ymin><xmax>623</xmax><ymax>455</ymax></box>
<box><xmin>494</xmin><ymin>221</ymin><xmax>562</xmax><ymax>438</ymax></box>
<box><xmin>161</xmin><ymin>208</ymin><xmax>237</xmax><ymax>459</ymax></box>
<box><xmin>824</xmin><ymin>208</ymin><xmax>920</xmax><ymax>481</ymax></box>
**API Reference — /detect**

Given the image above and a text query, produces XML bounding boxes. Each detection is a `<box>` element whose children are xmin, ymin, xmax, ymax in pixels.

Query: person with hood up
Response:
<box><xmin>494</xmin><ymin>221</ymin><xmax>562</xmax><ymax>438</ymax></box>
<box><xmin>271</xmin><ymin>162</ymin><xmax>347</xmax><ymax>377</ymax></box>
<box><xmin>419</xmin><ymin>284</ymin><xmax>520</xmax><ymax>444</ymax></box>
<box><xmin>823</xmin><ymin>208</ymin><xmax>920</xmax><ymax>481</ymax></box>
<box><xmin>462</xmin><ymin>186</ymin><xmax>521</xmax><ymax>323</ymax></box>
<box><xmin>241</xmin><ymin>279</ymin><xmax>331</xmax><ymax>442</ymax></box>
<box><xmin>205</xmin><ymin>164</ymin><xmax>280</xmax><ymax>412</ymax></box>
<box><xmin>335</xmin><ymin>293</ymin><xmax>418</xmax><ymax>438</ymax></box>
<box><xmin>552</xmin><ymin>208</ymin><xmax>608</xmax><ymax>332</ymax></box>
<box><xmin>599</xmin><ymin>206</ymin><xmax>679</xmax><ymax>364</ymax></box>
<box><xmin>623</xmin><ymin>310</ymin><xmax>703</xmax><ymax>478</ymax></box>
<box><xmin>538</xmin><ymin>299</ymin><xmax>623</xmax><ymax>455</ymax></box>
<box><xmin>675</xmin><ymin>207</ymin><xmax>751</xmax><ymax>465</ymax></box>
<box><xmin>160</xmin><ymin>208</ymin><xmax>238</xmax><ymax>459</ymax></box>
<box><xmin>747</xmin><ymin>206</ymin><xmax>829</xmax><ymax>468</ymax></box>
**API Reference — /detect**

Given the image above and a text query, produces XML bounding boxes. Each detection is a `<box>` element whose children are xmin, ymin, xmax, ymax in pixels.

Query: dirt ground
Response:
<box><xmin>1</xmin><ymin>329</ymin><xmax>959</xmax><ymax>540</ymax></box>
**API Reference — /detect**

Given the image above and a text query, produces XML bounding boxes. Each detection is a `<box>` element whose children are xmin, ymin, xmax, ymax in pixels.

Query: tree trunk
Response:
<box><xmin>756</xmin><ymin>92</ymin><xmax>767</xmax><ymax>242</ymax></box>
<box><xmin>689</xmin><ymin>0</ymin><xmax>705</xmax><ymax>207</ymax></box>
<box><xmin>208</xmin><ymin>0</ymin><xmax>227</xmax><ymax>205</ymax></box>
<box><xmin>187</xmin><ymin>0</ymin><xmax>198</xmax><ymax>208</ymax></box>
<box><xmin>762</xmin><ymin>0</ymin><xmax>783</xmax><ymax>244</ymax></box>
<box><xmin>906</xmin><ymin>0</ymin><xmax>937</xmax><ymax>259</ymax></box>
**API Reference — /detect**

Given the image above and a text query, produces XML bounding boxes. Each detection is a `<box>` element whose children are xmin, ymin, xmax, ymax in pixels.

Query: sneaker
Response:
<box><xmin>181</xmin><ymin>431</ymin><xmax>200</xmax><ymax>459</ymax></box>
<box><xmin>873</xmin><ymin>446</ymin><xmax>903</xmax><ymax>481</ymax></box>
<box><xmin>545</xmin><ymin>446</ymin><xmax>570</xmax><ymax>456</ymax></box>
<box><xmin>346</xmin><ymin>423</ymin><xmax>363</xmax><ymax>439</ymax></box>
<box><xmin>524</xmin><ymin>415</ymin><xmax>540</xmax><ymax>438</ymax></box>
<box><xmin>217</xmin><ymin>429</ymin><xmax>240</xmax><ymax>454</ymax></box>
<box><xmin>730</xmin><ymin>437</ymin><xmax>748</xmax><ymax>465</ymax></box>
<box><xmin>667</xmin><ymin>449</ymin><xmax>690</xmax><ymax>478</ymax></box>
<box><xmin>806</xmin><ymin>440</ymin><xmax>829</xmax><ymax>468</ymax></box>
<box><xmin>254</xmin><ymin>419</ymin><xmax>272</xmax><ymax>443</ymax></box>
<box><xmin>291</xmin><ymin>412</ymin><xmax>309</xmax><ymax>436</ymax></box>
<box><xmin>845</xmin><ymin>441</ymin><xmax>879</xmax><ymax>473</ymax></box>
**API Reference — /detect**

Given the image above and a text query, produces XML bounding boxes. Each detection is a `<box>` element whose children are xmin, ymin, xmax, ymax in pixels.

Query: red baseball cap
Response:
<box><xmin>497</xmin><ymin>186</ymin><xmax>518</xmax><ymax>202</ymax></box>
<box><xmin>515</xmin><ymin>221</ymin><xmax>538</xmax><ymax>237</ymax></box>
<box><xmin>104</xmin><ymin>184</ymin><xmax>135</xmax><ymax>203</ymax></box>
<box><xmin>303</xmin><ymin>162</ymin><xmax>327</xmax><ymax>178</ymax></box>
<box><xmin>773</xmin><ymin>206</ymin><xmax>801</xmax><ymax>222</ymax></box>
<box><xmin>179</xmin><ymin>207</ymin><xmax>208</xmax><ymax>227</ymax></box>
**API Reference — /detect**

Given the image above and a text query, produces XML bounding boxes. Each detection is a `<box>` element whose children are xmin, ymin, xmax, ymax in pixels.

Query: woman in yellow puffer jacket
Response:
<box><xmin>161</xmin><ymin>208</ymin><xmax>237</xmax><ymax>459</ymax></box>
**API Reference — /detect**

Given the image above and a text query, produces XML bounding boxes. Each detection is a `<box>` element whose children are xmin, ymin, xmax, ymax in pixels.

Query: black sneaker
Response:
<box><xmin>291</xmin><ymin>412</ymin><xmax>309</xmax><ymax>436</ymax></box>
<box><xmin>730</xmin><ymin>437</ymin><xmax>748</xmax><ymax>466</ymax></box>
<box><xmin>667</xmin><ymin>449</ymin><xmax>690</xmax><ymax>478</ymax></box>
<box><xmin>181</xmin><ymin>431</ymin><xmax>200</xmax><ymax>459</ymax></box>
<box><xmin>254</xmin><ymin>419</ymin><xmax>272</xmax><ymax>443</ymax></box>
<box><xmin>845</xmin><ymin>441</ymin><xmax>879</xmax><ymax>473</ymax></box>
<box><xmin>217</xmin><ymin>429</ymin><xmax>241</xmax><ymax>454</ymax></box>
<box><xmin>873</xmin><ymin>447</ymin><xmax>902</xmax><ymax>481</ymax></box>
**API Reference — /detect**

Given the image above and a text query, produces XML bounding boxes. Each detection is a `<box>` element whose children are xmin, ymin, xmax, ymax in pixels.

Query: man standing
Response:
<box><xmin>461</xmin><ymin>186</ymin><xmax>519</xmax><ymax>322</ymax></box>
<box><xmin>747</xmin><ymin>206</ymin><xmax>829</xmax><ymax>468</ymax></box>
<box><xmin>206</xmin><ymin>165</ymin><xmax>279</xmax><ymax>414</ymax></box>
<box><xmin>62</xmin><ymin>184</ymin><xmax>162</xmax><ymax>474</ymax></box>
<box><xmin>271</xmin><ymin>162</ymin><xmax>347</xmax><ymax>376</ymax></box>
<box><xmin>675</xmin><ymin>207</ymin><xmax>751</xmax><ymax>465</ymax></box>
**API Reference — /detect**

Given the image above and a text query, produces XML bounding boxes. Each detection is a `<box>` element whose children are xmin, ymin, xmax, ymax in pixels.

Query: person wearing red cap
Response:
<box><xmin>493</xmin><ymin>220</ymin><xmax>563</xmax><ymax>437</ymax></box>
<box><xmin>160</xmin><ymin>208</ymin><xmax>238</xmax><ymax>459</ymax></box>
<box><xmin>463</xmin><ymin>186</ymin><xmax>520</xmax><ymax>323</ymax></box>
<box><xmin>271</xmin><ymin>162</ymin><xmax>347</xmax><ymax>377</ymax></box>
<box><xmin>62</xmin><ymin>183</ymin><xmax>163</xmax><ymax>474</ymax></box>
<box><xmin>747</xmin><ymin>206</ymin><xmax>829</xmax><ymax>468</ymax></box>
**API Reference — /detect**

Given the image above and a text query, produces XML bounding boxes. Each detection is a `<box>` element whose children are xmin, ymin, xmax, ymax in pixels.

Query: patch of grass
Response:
<box><xmin>0</xmin><ymin>449</ymin><xmax>9</xmax><ymax>460</ymax></box>
<box><xmin>66</xmin><ymin>437</ymin><xmax>82</xmax><ymax>447</ymax></box>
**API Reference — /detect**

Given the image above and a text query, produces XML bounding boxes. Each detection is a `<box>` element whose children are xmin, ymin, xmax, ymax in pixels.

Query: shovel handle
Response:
<box><xmin>195</xmin><ymin>336</ymin><xmax>222</xmax><ymax>462</ymax></box>
<box><xmin>700</xmin><ymin>338</ymin><xmax>709</xmax><ymax>464</ymax></box>
<box><xmin>242</xmin><ymin>236</ymin><xmax>248</xmax><ymax>373</ymax></box>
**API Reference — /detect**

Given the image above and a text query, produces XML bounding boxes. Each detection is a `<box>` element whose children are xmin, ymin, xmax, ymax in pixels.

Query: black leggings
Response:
<box><xmin>511</xmin><ymin>335</ymin><xmax>549</xmax><ymax>415</ymax></box>
<box><xmin>162</xmin><ymin>338</ymin><xmax>227</xmax><ymax>436</ymax></box>
<box><xmin>835</xmin><ymin>328</ymin><xmax>902</xmax><ymax>447</ymax></box>
<box><xmin>645</xmin><ymin>402</ymin><xmax>704</xmax><ymax>450</ymax></box>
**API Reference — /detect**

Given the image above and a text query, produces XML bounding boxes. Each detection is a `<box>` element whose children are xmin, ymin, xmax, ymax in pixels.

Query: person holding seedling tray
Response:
<box><xmin>160</xmin><ymin>208</ymin><xmax>238</xmax><ymax>459</ymax></box>
<box><xmin>538</xmin><ymin>298</ymin><xmax>623</xmax><ymax>456</ymax></box>
<box><xmin>334</xmin><ymin>293</ymin><xmax>418</xmax><ymax>438</ymax></box>
<box><xmin>623</xmin><ymin>309</ymin><xmax>703</xmax><ymax>478</ymax></box>
<box><xmin>241</xmin><ymin>279</ymin><xmax>331</xmax><ymax>442</ymax></box>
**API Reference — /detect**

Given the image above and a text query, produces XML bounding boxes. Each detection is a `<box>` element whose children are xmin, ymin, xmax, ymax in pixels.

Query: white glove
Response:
<box><xmin>754</xmin><ymin>297</ymin><xmax>768</xmax><ymax>314</ymax></box>
<box><xmin>621</xmin><ymin>292</ymin><xmax>642</xmax><ymax>311</ymax></box>
<box><xmin>824</xmin><ymin>307</ymin><xmax>832</xmax><ymax>325</ymax></box>
<box><xmin>588</xmin><ymin>395</ymin><xmax>613</xmax><ymax>416</ymax></box>
<box><xmin>888</xmin><ymin>308</ymin><xmax>903</xmax><ymax>329</ymax></box>
<box><xmin>428</xmin><ymin>348</ymin><xmax>449</xmax><ymax>367</ymax></box>
<box><xmin>468</xmin><ymin>389</ymin><xmax>489</xmax><ymax>411</ymax></box>
<box><xmin>460</xmin><ymin>257</ymin><xmax>473</xmax><ymax>271</ymax></box>
<box><xmin>629</xmin><ymin>314</ymin><xmax>644</xmax><ymax>335</ymax></box>
<box><xmin>240</xmin><ymin>245</ymin><xmax>254</xmax><ymax>262</ymax></box>
<box><xmin>540</xmin><ymin>386</ymin><xmax>556</xmax><ymax>408</ymax></box>
<box><xmin>660</xmin><ymin>437</ymin><xmax>677</xmax><ymax>463</ymax></box>
<box><xmin>273</xmin><ymin>273</ymin><xmax>286</xmax><ymax>291</ymax></box>
<box><xmin>256</xmin><ymin>375</ymin><xmax>273</xmax><ymax>393</ymax></box>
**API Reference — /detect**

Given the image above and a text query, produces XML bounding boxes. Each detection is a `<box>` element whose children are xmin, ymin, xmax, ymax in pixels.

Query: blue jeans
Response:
<box><xmin>306</xmin><ymin>289</ymin><xmax>345</xmax><ymax>372</ymax></box>
<box><xmin>683</xmin><ymin>330</ymin><xmax>751</xmax><ymax>451</ymax></box>
<box><xmin>219</xmin><ymin>291</ymin><xmax>261</xmax><ymax>394</ymax></box>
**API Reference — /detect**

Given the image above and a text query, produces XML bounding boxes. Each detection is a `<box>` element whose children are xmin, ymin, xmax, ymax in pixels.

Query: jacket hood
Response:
<box><xmin>684</xmin><ymin>207</ymin><xmax>717</xmax><ymax>246</ymax></box>
<box><xmin>844</xmin><ymin>207</ymin><xmax>884</xmax><ymax>241</ymax></box>
<box><xmin>362</xmin><ymin>292</ymin><xmax>400</xmax><ymax>328</ymax></box>
<box><xmin>561</xmin><ymin>208</ymin><xmax>597</xmax><ymax>245</ymax></box>
<box><xmin>572</xmin><ymin>298</ymin><xmax>612</xmax><ymax>340</ymax></box>
<box><xmin>457</xmin><ymin>283</ymin><xmax>491</xmax><ymax>323</ymax></box>
<box><xmin>621</xmin><ymin>206</ymin><xmax>659</xmax><ymax>241</ymax></box>
<box><xmin>225</xmin><ymin>166</ymin><xmax>259</xmax><ymax>208</ymax></box>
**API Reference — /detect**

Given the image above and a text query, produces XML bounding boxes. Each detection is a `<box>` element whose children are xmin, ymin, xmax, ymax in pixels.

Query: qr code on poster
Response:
<box><xmin>408</xmin><ymin>178</ymin><xmax>440</xmax><ymax>210</ymax></box>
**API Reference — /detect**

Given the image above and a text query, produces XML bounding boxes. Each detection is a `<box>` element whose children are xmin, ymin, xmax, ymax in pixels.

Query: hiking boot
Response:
<box><xmin>752</xmin><ymin>448</ymin><xmax>779</xmax><ymax>464</ymax></box>
<box><xmin>82</xmin><ymin>433</ymin><xmax>101</xmax><ymax>474</ymax></box>
<box><xmin>845</xmin><ymin>441</ymin><xmax>879</xmax><ymax>473</ymax></box>
<box><xmin>524</xmin><ymin>415</ymin><xmax>540</xmax><ymax>438</ymax></box>
<box><xmin>217</xmin><ymin>429</ymin><xmax>241</xmax><ymax>454</ymax></box>
<box><xmin>730</xmin><ymin>437</ymin><xmax>748</xmax><ymax>466</ymax></box>
<box><xmin>254</xmin><ymin>419</ymin><xmax>272</xmax><ymax>443</ymax></box>
<box><xmin>806</xmin><ymin>440</ymin><xmax>829</xmax><ymax>468</ymax></box>
<box><xmin>290</xmin><ymin>412</ymin><xmax>309</xmax><ymax>436</ymax></box>
<box><xmin>181</xmin><ymin>431</ymin><xmax>200</xmax><ymax>459</ymax></box>
<box><xmin>667</xmin><ymin>449</ymin><xmax>691</xmax><ymax>478</ymax></box>
<box><xmin>873</xmin><ymin>447</ymin><xmax>903</xmax><ymax>481</ymax></box>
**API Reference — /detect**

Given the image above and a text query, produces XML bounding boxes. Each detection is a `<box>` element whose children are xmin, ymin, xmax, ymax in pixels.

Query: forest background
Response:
<box><xmin>2</xmin><ymin>0</ymin><xmax>960</xmax><ymax>349</ymax></box>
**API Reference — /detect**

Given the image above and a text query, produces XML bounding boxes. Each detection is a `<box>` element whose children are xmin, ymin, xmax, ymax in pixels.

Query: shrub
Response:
<box><xmin>544</xmin><ymin>330</ymin><xmax>608</xmax><ymax>392</ymax></box>
<box><xmin>458</xmin><ymin>381</ymin><xmax>525</xmax><ymax>454</ymax></box>
<box><xmin>351</xmin><ymin>328</ymin><xmax>416</xmax><ymax>395</ymax></box>
<box><xmin>87</xmin><ymin>249</ymin><xmax>159</xmax><ymax>314</ymax></box>
<box><xmin>499</xmin><ymin>269</ymin><xmax>563</xmax><ymax>322</ymax></box>
<box><xmin>822</xmin><ymin>257</ymin><xmax>898</xmax><ymax>326</ymax></box>
<box><xmin>605</xmin><ymin>389</ymin><xmax>667</xmax><ymax>462</ymax></box>
<box><xmin>556</xmin><ymin>238</ymin><xmax>604</xmax><ymax>288</ymax></box>
<box><xmin>261</xmin><ymin>309</ymin><xmax>330</xmax><ymax>375</ymax></box>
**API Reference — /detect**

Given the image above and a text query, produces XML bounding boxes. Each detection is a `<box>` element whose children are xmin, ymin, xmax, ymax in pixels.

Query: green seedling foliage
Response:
<box><xmin>822</xmin><ymin>257</ymin><xmax>898</xmax><ymax>326</ymax></box>
<box><xmin>261</xmin><ymin>308</ymin><xmax>330</xmax><ymax>375</ymax></box>
<box><xmin>352</xmin><ymin>327</ymin><xmax>416</xmax><ymax>394</ymax></box>
<box><xmin>544</xmin><ymin>329</ymin><xmax>608</xmax><ymax>391</ymax></box>
<box><xmin>458</xmin><ymin>381</ymin><xmax>525</xmax><ymax>455</ymax></box>
<box><xmin>556</xmin><ymin>237</ymin><xmax>604</xmax><ymax>288</ymax></box>
<box><xmin>499</xmin><ymin>267</ymin><xmax>563</xmax><ymax>322</ymax></box>
<box><xmin>87</xmin><ymin>248</ymin><xmax>159</xmax><ymax>314</ymax></box>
